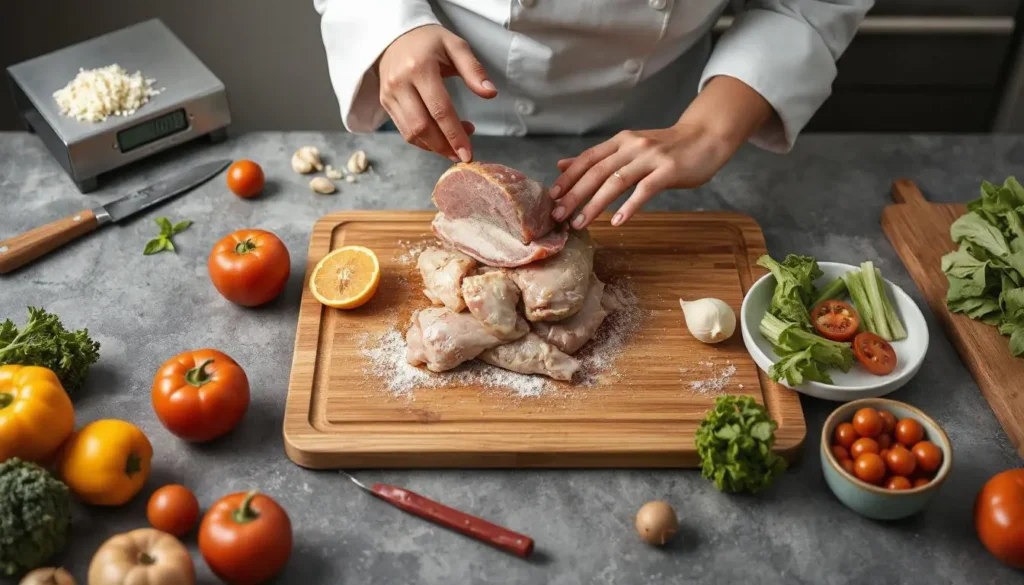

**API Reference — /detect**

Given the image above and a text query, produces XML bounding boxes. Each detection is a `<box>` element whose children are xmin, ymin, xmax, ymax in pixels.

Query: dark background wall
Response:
<box><xmin>1</xmin><ymin>0</ymin><xmax>1021</xmax><ymax>134</ymax></box>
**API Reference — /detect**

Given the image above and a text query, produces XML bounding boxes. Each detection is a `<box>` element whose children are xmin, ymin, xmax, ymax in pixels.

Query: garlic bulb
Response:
<box><xmin>679</xmin><ymin>297</ymin><xmax>736</xmax><ymax>344</ymax></box>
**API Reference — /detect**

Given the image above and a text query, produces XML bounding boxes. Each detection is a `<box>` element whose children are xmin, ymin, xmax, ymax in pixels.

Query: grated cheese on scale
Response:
<box><xmin>53</xmin><ymin>64</ymin><xmax>163</xmax><ymax>123</ymax></box>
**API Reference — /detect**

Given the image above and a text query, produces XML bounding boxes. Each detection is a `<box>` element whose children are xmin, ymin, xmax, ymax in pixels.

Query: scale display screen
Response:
<box><xmin>116</xmin><ymin>108</ymin><xmax>189</xmax><ymax>152</ymax></box>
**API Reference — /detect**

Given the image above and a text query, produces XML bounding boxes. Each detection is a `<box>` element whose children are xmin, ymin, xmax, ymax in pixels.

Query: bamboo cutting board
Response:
<box><xmin>283</xmin><ymin>211</ymin><xmax>806</xmax><ymax>468</ymax></box>
<box><xmin>882</xmin><ymin>180</ymin><xmax>1024</xmax><ymax>458</ymax></box>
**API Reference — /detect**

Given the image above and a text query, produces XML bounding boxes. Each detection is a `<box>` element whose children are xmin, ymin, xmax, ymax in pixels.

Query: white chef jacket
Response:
<box><xmin>314</xmin><ymin>0</ymin><xmax>872</xmax><ymax>153</ymax></box>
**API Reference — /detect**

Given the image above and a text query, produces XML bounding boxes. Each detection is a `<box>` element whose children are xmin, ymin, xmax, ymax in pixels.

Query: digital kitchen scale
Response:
<box><xmin>6</xmin><ymin>19</ymin><xmax>231</xmax><ymax>193</ymax></box>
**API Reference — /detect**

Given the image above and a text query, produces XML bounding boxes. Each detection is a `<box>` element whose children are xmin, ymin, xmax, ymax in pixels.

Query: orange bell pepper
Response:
<box><xmin>58</xmin><ymin>419</ymin><xmax>153</xmax><ymax>506</ymax></box>
<box><xmin>0</xmin><ymin>364</ymin><xmax>75</xmax><ymax>463</ymax></box>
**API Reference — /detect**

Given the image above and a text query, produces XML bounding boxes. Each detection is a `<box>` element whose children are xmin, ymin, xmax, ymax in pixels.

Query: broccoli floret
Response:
<box><xmin>0</xmin><ymin>458</ymin><xmax>71</xmax><ymax>576</ymax></box>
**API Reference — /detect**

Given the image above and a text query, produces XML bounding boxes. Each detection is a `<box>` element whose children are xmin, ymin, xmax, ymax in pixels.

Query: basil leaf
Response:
<box><xmin>155</xmin><ymin>217</ymin><xmax>173</xmax><ymax>237</ymax></box>
<box><xmin>143</xmin><ymin>237</ymin><xmax>168</xmax><ymax>255</ymax></box>
<box><xmin>171</xmin><ymin>220</ymin><xmax>193</xmax><ymax>235</ymax></box>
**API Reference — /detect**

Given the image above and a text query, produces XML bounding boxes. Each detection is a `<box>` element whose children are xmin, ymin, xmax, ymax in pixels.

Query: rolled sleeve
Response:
<box><xmin>315</xmin><ymin>0</ymin><xmax>440</xmax><ymax>132</ymax></box>
<box><xmin>699</xmin><ymin>1</ymin><xmax>872</xmax><ymax>153</ymax></box>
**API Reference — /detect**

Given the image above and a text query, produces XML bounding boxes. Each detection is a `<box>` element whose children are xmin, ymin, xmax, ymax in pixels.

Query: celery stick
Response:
<box><xmin>873</xmin><ymin>267</ymin><xmax>908</xmax><ymax>341</ymax></box>
<box><xmin>842</xmin><ymin>271</ymin><xmax>876</xmax><ymax>333</ymax></box>
<box><xmin>861</xmin><ymin>261</ymin><xmax>894</xmax><ymax>340</ymax></box>
<box><xmin>811</xmin><ymin>277</ymin><xmax>847</xmax><ymax>307</ymax></box>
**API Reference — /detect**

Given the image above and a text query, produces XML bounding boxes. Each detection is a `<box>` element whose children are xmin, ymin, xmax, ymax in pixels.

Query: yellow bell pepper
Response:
<box><xmin>0</xmin><ymin>364</ymin><xmax>75</xmax><ymax>463</ymax></box>
<box><xmin>58</xmin><ymin>419</ymin><xmax>153</xmax><ymax>506</ymax></box>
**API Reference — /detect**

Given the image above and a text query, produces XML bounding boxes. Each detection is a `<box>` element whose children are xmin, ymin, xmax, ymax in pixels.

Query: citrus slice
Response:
<box><xmin>309</xmin><ymin>245</ymin><xmax>380</xmax><ymax>309</ymax></box>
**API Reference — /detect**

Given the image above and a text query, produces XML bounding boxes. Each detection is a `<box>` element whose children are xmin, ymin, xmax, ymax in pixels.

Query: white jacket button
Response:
<box><xmin>515</xmin><ymin>99</ymin><xmax>536</xmax><ymax>115</ymax></box>
<box><xmin>623</xmin><ymin>59</ymin><xmax>641</xmax><ymax>74</ymax></box>
<box><xmin>519</xmin><ymin>0</ymin><xmax>536</xmax><ymax>8</ymax></box>
<box><xmin>649</xmin><ymin>0</ymin><xmax>667</xmax><ymax>9</ymax></box>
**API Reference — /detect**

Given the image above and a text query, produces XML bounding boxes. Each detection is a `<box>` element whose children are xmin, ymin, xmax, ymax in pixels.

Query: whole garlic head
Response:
<box><xmin>291</xmin><ymin>146</ymin><xmax>323</xmax><ymax>174</ymax></box>
<box><xmin>679</xmin><ymin>297</ymin><xmax>736</xmax><ymax>344</ymax></box>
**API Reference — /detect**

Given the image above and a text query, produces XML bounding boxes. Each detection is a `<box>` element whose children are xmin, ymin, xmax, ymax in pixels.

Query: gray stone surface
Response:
<box><xmin>1</xmin><ymin>131</ymin><xmax>1022</xmax><ymax>584</ymax></box>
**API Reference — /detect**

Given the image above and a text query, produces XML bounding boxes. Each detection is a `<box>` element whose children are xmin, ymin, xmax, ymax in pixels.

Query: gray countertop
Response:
<box><xmin>1</xmin><ymin>131</ymin><xmax>1021</xmax><ymax>585</ymax></box>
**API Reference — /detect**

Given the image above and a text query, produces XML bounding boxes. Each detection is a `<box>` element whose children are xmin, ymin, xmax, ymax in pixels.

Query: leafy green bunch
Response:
<box><xmin>695</xmin><ymin>395</ymin><xmax>788</xmax><ymax>494</ymax></box>
<box><xmin>0</xmin><ymin>307</ymin><xmax>100</xmax><ymax>393</ymax></box>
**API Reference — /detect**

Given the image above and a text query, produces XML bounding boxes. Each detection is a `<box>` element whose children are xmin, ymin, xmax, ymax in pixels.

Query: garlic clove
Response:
<box><xmin>347</xmin><ymin>150</ymin><xmax>369</xmax><ymax>174</ymax></box>
<box><xmin>680</xmin><ymin>297</ymin><xmax>736</xmax><ymax>344</ymax></box>
<box><xmin>292</xmin><ymin>146</ymin><xmax>323</xmax><ymax>174</ymax></box>
<box><xmin>309</xmin><ymin>176</ymin><xmax>336</xmax><ymax>194</ymax></box>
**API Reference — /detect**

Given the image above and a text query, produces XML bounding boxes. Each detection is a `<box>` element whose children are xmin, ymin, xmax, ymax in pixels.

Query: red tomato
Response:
<box><xmin>885</xmin><ymin>445</ymin><xmax>917</xmax><ymax>477</ymax></box>
<box><xmin>831</xmin><ymin>445</ymin><xmax>850</xmax><ymax>461</ymax></box>
<box><xmin>834</xmin><ymin>423</ymin><xmax>858</xmax><ymax>449</ymax></box>
<box><xmin>199</xmin><ymin>491</ymin><xmax>293</xmax><ymax>584</ymax></box>
<box><xmin>209</xmin><ymin>229</ymin><xmax>291</xmax><ymax>307</ymax></box>
<box><xmin>913</xmin><ymin>477</ymin><xmax>931</xmax><ymax>488</ymax></box>
<box><xmin>878</xmin><ymin>410</ymin><xmax>897</xmax><ymax>434</ymax></box>
<box><xmin>895</xmin><ymin>418</ymin><xmax>925</xmax><ymax>447</ymax></box>
<box><xmin>841</xmin><ymin>459</ymin><xmax>855</xmax><ymax>474</ymax></box>
<box><xmin>151</xmin><ymin>348</ymin><xmax>250</xmax><ymax>442</ymax></box>
<box><xmin>887</xmin><ymin>476</ymin><xmax>912</xmax><ymax>490</ymax></box>
<box><xmin>811</xmin><ymin>300</ymin><xmax>860</xmax><ymax>341</ymax></box>
<box><xmin>912</xmin><ymin>441</ymin><xmax>943</xmax><ymax>474</ymax></box>
<box><xmin>879</xmin><ymin>448</ymin><xmax>890</xmax><ymax>461</ymax></box>
<box><xmin>147</xmin><ymin>484</ymin><xmax>200</xmax><ymax>536</ymax></box>
<box><xmin>854</xmin><ymin>453</ymin><xmax>886</xmax><ymax>485</ymax></box>
<box><xmin>852</xmin><ymin>332</ymin><xmax>897</xmax><ymax>376</ymax></box>
<box><xmin>877</xmin><ymin>433</ymin><xmax>892</xmax><ymax>450</ymax></box>
<box><xmin>975</xmin><ymin>469</ymin><xmax>1024</xmax><ymax>569</ymax></box>
<box><xmin>853</xmin><ymin>408</ymin><xmax>884</xmax><ymax>437</ymax></box>
<box><xmin>227</xmin><ymin>160</ymin><xmax>265</xmax><ymax>198</ymax></box>
<box><xmin>850</xmin><ymin>437</ymin><xmax>879</xmax><ymax>459</ymax></box>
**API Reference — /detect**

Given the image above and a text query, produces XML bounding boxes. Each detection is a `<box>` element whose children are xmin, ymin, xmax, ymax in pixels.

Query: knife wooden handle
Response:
<box><xmin>0</xmin><ymin>209</ymin><xmax>100</xmax><ymax>274</ymax></box>
<box><xmin>371</xmin><ymin>483</ymin><xmax>535</xmax><ymax>558</ymax></box>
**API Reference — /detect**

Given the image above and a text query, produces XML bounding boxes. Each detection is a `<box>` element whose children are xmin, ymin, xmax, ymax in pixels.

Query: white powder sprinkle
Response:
<box><xmin>394</xmin><ymin>239</ymin><xmax>432</xmax><ymax>266</ymax></box>
<box><xmin>685</xmin><ymin>361</ymin><xmax>737</xmax><ymax>396</ymax></box>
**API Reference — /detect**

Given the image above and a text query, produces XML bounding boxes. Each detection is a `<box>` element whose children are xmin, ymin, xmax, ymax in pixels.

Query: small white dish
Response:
<box><xmin>740</xmin><ymin>261</ymin><xmax>929</xmax><ymax>401</ymax></box>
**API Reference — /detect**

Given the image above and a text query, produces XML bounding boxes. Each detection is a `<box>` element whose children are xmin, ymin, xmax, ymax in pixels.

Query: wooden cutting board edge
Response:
<box><xmin>882</xmin><ymin>179</ymin><xmax>1024</xmax><ymax>458</ymax></box>
<box><xmin>281</xmin><ymin>210</ymin><xmax>808</xmax><ymax>469</ymax></box>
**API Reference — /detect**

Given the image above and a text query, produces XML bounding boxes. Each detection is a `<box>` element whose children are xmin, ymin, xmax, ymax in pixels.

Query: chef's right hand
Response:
<box><xmin>377</xmin><ymin>25</ymin><xmax>498</xmax><ymax>163</ymax></box>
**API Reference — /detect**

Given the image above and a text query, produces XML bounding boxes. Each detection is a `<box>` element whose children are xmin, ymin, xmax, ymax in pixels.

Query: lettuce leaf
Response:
<box><xmin>695</xmin><ymin>395</ymin><xmax>788</xmax><ymax>494</ymax></box>
<box><xmin>756</xmin><ymin>254</ymin><xmax>822</xmax><ymax>331</ymax></box>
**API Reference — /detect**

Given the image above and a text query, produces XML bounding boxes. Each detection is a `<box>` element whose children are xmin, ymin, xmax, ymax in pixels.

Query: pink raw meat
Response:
<box><xmin>432</xmin><ymin>214</ymin><xmax>568</xmax><ymax>268</ymax></box>
<box><xmin>431</xmin><ymin>162</ymin><xmax>557</xmax><ymax>244</ymax></box>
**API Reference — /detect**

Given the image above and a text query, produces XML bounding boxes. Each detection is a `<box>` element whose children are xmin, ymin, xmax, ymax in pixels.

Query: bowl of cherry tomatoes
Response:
<box><xmin>821</xmin><ymin>398</ymin><xmax>952</xmax><ymax>520</ymax></box>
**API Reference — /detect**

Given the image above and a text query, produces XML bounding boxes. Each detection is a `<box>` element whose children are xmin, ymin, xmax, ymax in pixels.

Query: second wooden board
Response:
<box><xmin>283</xmin><ymin>211</ymin><xmax>806</xmax><ymax>468</ymax></box>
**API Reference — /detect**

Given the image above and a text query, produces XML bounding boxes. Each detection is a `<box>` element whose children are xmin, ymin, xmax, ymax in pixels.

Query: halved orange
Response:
<box><xmin>309</xmin><ymin>245</ymin><xmax>380</xmax><ymax>309</ymax></box>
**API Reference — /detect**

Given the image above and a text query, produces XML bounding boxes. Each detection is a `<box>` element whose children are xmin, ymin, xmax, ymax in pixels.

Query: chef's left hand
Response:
<box><xmin>548</xmin><ymin>75</ymin><xmax>774</xmax><ymax>229</ymax></box>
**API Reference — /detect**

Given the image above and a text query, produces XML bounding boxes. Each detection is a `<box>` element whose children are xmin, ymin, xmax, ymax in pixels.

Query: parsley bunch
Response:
<box><xmin>695</xmin><ymin>395</ymin><xmax>788</xmax><ymax>494</ymax></box>
<box><xmin>0</xmin><ymin>307</ymin><xmax>100</xmax><ymax>394</ymax></box>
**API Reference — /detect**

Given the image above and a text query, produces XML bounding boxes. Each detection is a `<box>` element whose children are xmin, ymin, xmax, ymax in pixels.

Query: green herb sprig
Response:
<box><xmin>0</xmin><ymin>307</ymin><xmax>100</xmax><ymax>394</ymax></box>
<box><xmin>144</xmin><ymin>217</ymin><xmax>193</xmax><ymax>255</ymax></box>
<box><xmin>695</xmin><ymin>395</ymin><xmax>788</xmax><ymax>494</ymax></box>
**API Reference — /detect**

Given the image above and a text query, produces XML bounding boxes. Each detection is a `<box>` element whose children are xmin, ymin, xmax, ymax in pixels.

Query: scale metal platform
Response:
<box><xmin>6</xmin><ymin>19</ymin><xmax>231</xmax><ymax>193</ymax></box>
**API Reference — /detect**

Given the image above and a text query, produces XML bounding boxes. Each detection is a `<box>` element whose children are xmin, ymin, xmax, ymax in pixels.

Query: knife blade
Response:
<box><xmin>0</xmin><ymin>159</ymin><xmax>232</xmax><ymax>274</ymax></box>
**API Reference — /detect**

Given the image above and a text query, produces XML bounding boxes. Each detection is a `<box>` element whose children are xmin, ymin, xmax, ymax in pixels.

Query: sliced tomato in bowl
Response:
<box><xmin>853</xmin><ymin>332</ymin><xmax>898</xmax><ymax>376</ymax></box>
<box><xmin>811</xmin><ymin>300</ymin><xmax>860</xmax><ymax>342</ymax></box>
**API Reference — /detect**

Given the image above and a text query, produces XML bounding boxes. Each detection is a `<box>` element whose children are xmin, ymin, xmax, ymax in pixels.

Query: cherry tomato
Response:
<box><xmin>876</xmin><ymin>433</ymin><xmax>892</xmax><ymax>450</ymax></box>
<box><xmin>811</xmin><ymin>300</ymin><xmax>860</xmax><ymax>341</ymax></box>
<box><xmin>975</xmin><ymin>469</ymin><xmax>1024</xmax><ymax>569</ymax></box>
<box><xmin>831</xmin><ymin>445</ymin><xmax>850</xmax><ymax>461</ymax></box>
<box><xmin>208</xmin><ymin>229</ymin><xmax>291</xmax><ymax>307</ymax></box>
<box><xmin>850</xmin><ymin>437</ymin><xmax>879</xmax><ymax>459</ymax></box>
<box><xmin>841</xmin><ymin>459</ymin><xmax>855</xmax><ymax>474</ymax></box>
<box><xmin>878</xmin><ymin>410</ymin><xmax>897</xmax><ymax>434</ymax></box>
<box><xmin>199</xmin><ymin>491</ymin><xmax>293</xmax><ymax>584</ymax></box>
<box><xmin>885</xmin><ymin>445</ymin><xmax>917</xmax><ymax>477</ymax></box>
<box><xmin>227</xmin><ymin>160</ymin><xmax>265</xmax><ymax>198</ymax></box>
<box><xmin>887</xmin><ymin>476</ymin><xmax>912</xmax><ymax>490</ymax></box>
<box><xmin>151</xmin><ymin>348</ymin><xmax>250</xmax><ymax>442</ymax></box>
<box><xmin>834</xmin><ymin>423</ymin><xmax>858</xmax><ymax>449</ymax></box>
<box><xmin>913</xmin><ymin>477</ymin><xmax>931</xmax><ymax>488</ymax></box>
<box><xmin>147</xmin><ymin>484</ymin><xmax>200</xmax><ymax>537</ymax></box>
<box><xmin>852</xmin><ymin>408</ymin><xmax>884</xmax><ymax>437</ymax></box>
<box><xmin>895</xmin><ymin>418</ymin><xmax>925</xmax><ymax>447</ymax></box>
<box><xmin>852</xmin><ymin>332</ymin><xmax>897</xmax><ymax>375</ymax></box>
<box><xmin>879</xmin><ymin>448</ymin><xmax>890</xmax><ymax>461</ymax></box>
<box><xmin>854</xmin><ymin>453</ymin><xmax>886</xmax><ymax>485</ymax></box>
<box><xmin>912</xmin><ymin>441</ymin><xmax>943</xmax><ymax>474</ymax></box>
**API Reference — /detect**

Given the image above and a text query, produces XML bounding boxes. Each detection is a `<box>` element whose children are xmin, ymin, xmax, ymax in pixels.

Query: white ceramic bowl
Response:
<box><xmin>740</xmin><ymin>261</ymin><xmax>929</xmax><ymax>401</ymax></box>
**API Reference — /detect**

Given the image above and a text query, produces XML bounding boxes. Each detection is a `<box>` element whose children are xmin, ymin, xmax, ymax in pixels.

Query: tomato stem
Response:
<box><xmin>138</xmin><ymin>552</ymin><xmax>156</xmax><ymax>566</ymax></box>
<box><xmin>125</xmin><ymin>453</ymin><xmax>142</xmax><ymax>477</ymax></box>
<box><xmin>0</xmin><ymin>392</ymin><xmax>12</xmax><ymax>409</ymax></box>
<box><xmin>185</xmin><ymin>358</ymin><xmax>215</xmax><ymax>388</ymax></box>
<box><xmin>234</xmin><ymin>238</ymin><xmax>258</xmax><ymax>255</ymax></box>
<box><xmin>233</xmin><ymin>490</ymin><xmax>261</xmax><ymax>524</ymax></box>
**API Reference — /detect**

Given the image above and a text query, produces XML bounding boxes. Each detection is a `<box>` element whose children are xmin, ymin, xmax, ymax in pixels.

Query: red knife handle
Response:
<box><xmin>371</xmin><ymin>483</ymin><xmax>534</xmax><ymax>558</ymax></box>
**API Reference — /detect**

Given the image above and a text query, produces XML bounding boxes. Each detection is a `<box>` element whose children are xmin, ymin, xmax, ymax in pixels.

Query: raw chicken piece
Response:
<box><xmin>510</xmin><ymin>230</ymin><xmax>596</xmax><ymax>322</ymax></box>
<box><xmin>461</xmin><ymin>270</ymin><xmax>522</xmax><ymax>338</ymax></box>
<box><xmin>417</xmin><ymin>248</ymin><xmax>477</xmax><ymax>312</ymax></box>
<box><xmin>432</xmin><ymin>162</ymin><xmax>557</xmax><ymax>244</ymax></box>
<box><xmin>478</xmin><ymin>333</ymin><xmax>581</xmax><ymax>381</ymax></box>
<box><xmin>532</xmin><ymin>274</ymin><xmax>609</xmax><ymax>354</ymax></box>
<box><xmin>406</xmin><ymin>307</ymin><xmax>528</xmax><ymax>372</ymax></box>
<box><xmin>432</xmin><ymin>213</ymin><xmax>568</xmax><ymax>267</ymax></box>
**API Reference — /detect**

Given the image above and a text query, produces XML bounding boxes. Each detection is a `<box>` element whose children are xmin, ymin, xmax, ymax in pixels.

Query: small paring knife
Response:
<box><xmin>0</xmin><ymin>159</ymin><xmax>232</xmax><ymax>274</ymax></box>
<box><xmin>341</xmin><ymin>472</ymin><xmax>535</xmax><ymax>558</ymax></box>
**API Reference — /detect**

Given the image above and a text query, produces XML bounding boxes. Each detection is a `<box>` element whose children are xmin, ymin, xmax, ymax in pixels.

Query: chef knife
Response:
<box><xmin>0</xmin><ymin>159</ymin><xmax>231</xmax><ymax>274</ymax></box>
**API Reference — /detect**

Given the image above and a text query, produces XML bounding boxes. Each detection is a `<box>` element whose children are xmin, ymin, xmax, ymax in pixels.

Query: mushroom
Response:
<box><xmin>634</xmin><ymin>501</ymin><xmax>678</xmax><ymax>546</ymax></box>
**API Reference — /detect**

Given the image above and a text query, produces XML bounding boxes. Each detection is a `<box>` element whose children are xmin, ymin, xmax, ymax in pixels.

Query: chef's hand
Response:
<box><xmin>548</xmin><ymin>76</ymin><xmax>774</xmax><ymax>229</ymax></box>
<box><xmin>377</xmin><ymin>24</ymin><xmax>498</xmax><ymax>163</ymax></box>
